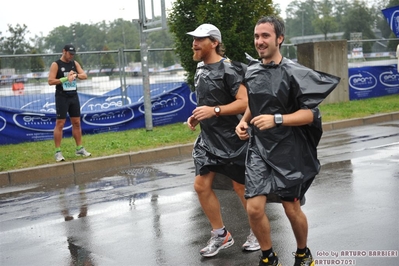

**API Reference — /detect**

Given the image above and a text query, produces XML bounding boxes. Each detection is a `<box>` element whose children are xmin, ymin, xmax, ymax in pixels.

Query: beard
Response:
<box><xmin>257</xmin><ymin>48</ymin><xmax>269</xmax><ymax>60</ymax></box>
<box><xmin>192</xmin><ymin>50</ymin><xmax>202</xmax><ymax>61</ymax></box>
<box><xmin>257</xmin><ymin>41</ymin><xmax>279</xmax><ymax>62</ymax></box>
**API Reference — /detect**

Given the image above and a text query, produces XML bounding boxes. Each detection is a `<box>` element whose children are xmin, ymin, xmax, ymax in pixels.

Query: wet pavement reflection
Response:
<box><xmin>1</xmin><ymin>121</ymin><xmax>398</xmax><ymax>266</ymax></box>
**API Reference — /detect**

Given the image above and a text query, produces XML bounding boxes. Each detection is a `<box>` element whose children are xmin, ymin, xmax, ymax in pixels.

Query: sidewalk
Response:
<box><xmin>1</xmin><ymin>111</ymin><xmax>398</xmax><ymax>187</ymax></box>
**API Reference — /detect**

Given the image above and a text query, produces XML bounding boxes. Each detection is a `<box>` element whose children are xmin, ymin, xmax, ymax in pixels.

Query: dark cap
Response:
<box><xmin>64</xmin><ymin>44</ymin><xmax>76</xmax><ymax>55</ymax></box>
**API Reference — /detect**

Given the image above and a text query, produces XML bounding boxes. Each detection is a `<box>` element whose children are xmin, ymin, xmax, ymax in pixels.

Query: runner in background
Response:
<box><xmin>48</xmin><ymin>44</ymin><xmax>91</xmax><ymax>162</ymax></box>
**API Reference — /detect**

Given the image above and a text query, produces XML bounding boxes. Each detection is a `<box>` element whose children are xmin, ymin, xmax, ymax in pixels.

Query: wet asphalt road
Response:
<box><xmin>1</xmin><ymin>120</ymin><xmax>398</xmax><ymax>266</ymax></box>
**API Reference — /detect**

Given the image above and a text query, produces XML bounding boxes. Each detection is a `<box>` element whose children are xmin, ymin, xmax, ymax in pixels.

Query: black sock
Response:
<box><xmin>262</xmin><ymin>248</ymin><xmax>274</xmax><ymax>259</ymax></box>
<box><xmin>296</xmin><ymin>247</ymin><xmax>307</xmax><ymax>255</ymax></box>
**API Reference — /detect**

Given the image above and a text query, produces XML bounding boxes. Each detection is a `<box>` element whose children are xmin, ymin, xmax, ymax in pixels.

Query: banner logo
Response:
<box><xmin>0</xmin><ymin>116</ymin><xmax>6</xmax><ymax>131</ymax></box>
<box><xmin>13</xmin><ymin>112</ymin><xmax>68</xmax><ymax>131</ymax></box>
<box><xmin>189</xmin><ymin>91</ymin><xmax>197</xmax><ymax>106</ymax></box>
<box><xmin>82</xmin><ymin>108</ymin><xmax>135</xmax><ymax>126</ymax></box>
<box><xmin>81</xmin><ymin>96</ymin><xmax>132</xmax><ymax>112</ymax></box>
<box><xmin>379</xmin><ymin>70</ymin><xmax>399</xmax><ymax>87</ymax></box>
<box><xmin>349</xmin><ymin>71</ymin><xmax>377</xmax><ymax>90</ymax></box>
<box><xmin>138</xmin><ymin>92</ymin><xmax>186</xmax><ymax>116</ymax></box>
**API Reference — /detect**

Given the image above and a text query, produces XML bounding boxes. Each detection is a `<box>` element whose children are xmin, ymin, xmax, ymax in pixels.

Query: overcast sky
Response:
<box><xmin>0</xmin><ymin>0</ymin><xmax>292</xmax><ymax>38</ymax></box>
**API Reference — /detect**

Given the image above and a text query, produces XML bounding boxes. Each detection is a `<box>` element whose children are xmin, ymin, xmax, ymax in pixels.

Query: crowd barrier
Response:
<box><xmin>0</xmin><ymin>82</ymin><xmax>197</xmax><ymax>145</ymax></box>
<box><xmin>0</xmin><ymin>63</ymin><xmax>398</xmax><ymax>145</ymax></box>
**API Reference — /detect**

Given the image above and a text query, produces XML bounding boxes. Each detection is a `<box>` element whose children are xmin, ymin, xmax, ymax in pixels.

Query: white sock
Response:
<box><xmin>213</xmin><ymin>227</ymin><xmax>226</xmax><ymax>236</ymax></box>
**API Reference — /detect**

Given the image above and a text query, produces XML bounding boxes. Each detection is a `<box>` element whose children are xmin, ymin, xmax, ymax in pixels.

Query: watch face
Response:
<box><xmin>214</xmin><ymin>106</ymin><xmax>221</xmax><ymax>116</ymax></box>
<box><xmin>274</xmin><ymin>114</ymin><xmax>283</xmax><ymax>124</ymax></box>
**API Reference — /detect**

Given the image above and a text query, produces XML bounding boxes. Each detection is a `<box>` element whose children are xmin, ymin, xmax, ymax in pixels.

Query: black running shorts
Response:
<box><xmin>55</xmin><ymin>90</ymin><xmax>81</xmax><ymax>119</ymax></box>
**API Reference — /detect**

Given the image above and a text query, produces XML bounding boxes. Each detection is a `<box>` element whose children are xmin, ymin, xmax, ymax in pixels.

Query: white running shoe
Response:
<box><xmin>200</xmin><ymin>230</ymin><xmax>234</xmax><ymax>257</ymax></box>
<box><xmin>75</xmin><ymin>147</ymin><xmax>91</xmax><ymax>157</ymax></box>
<box><xmin>242</xmin><ymin>230</ymin><xmax>260</xmax><ymax>251</ymax></box>
<box><xmin>55</xmin><ymin>151</ymin><xmax>65</xmax><ymax>162</ymax></box>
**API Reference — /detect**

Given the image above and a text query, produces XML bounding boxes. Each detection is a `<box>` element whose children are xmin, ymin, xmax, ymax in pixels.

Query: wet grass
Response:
<box><xmin>0</xmin><ymin>94</ymin><xmax>398</xmax><ymax>172</ymax></box>
<box><xmin>319</xmin><ymin>94</ymin><xmax>399</xmax><ymax>122</ymax></box>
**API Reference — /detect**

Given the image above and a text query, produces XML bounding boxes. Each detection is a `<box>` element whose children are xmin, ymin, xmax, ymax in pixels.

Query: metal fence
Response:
<box><xmin>1</xmin><ymin>39</ymin><xmax>397</xmax><ymax>110</ymax></box>
<box><xmin>0</xmin><ymin>48</ymin><xmax>186</xmax><ymax>110</ymax></box>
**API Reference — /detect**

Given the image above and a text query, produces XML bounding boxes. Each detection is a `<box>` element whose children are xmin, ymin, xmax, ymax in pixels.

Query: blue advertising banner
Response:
<box><xmin>0</xmin><ymin>82</ymin><xmax>197</xmax><ymax>145</ymax></box>
<box><xmin>382</xmin><ymin>5</ymin><xmax>399</xmax><ymax>38</ymax></box>
<box><xmin>2</xmin><ymin>65</ymin><xmax>398</xmax><ymax>145</ymax></box>
<box><xmin>348</xmin><ymin>64</ymin><xmax>399</xmax><ymax>100</ymax></box>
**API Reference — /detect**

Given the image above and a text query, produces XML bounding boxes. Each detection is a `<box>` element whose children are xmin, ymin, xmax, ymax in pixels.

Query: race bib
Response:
<box><xmin>62</xmin><ymin>80</ymin><xmax>77</xmax><ymax>91</ymax></box>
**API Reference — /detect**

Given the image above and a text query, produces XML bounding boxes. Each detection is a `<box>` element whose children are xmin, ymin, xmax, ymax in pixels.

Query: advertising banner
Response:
<box><xmin>349</xmin><ymin>64</ymin><xmax>399</xmax><ymax>100</ymax></box>
<box><xmin>0</xmin><ymin>82</ymin><xmax>197</xmax><ymax>145</ymax></box>
<box><xmin>2</xmin><ymin>65</ymin><xmax>398</xmax><ymax>145</ymax></box>
<box><xmin>382</xmin><ymin>5</ymin><xmax>399</xmax><ymax>38</ymax></box>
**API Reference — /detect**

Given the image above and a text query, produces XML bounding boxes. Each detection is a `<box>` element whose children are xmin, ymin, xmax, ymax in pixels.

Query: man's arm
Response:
<box><xmin>48</xmin><ymin>62</ymin><xmax>61</xmax><ymax>86</ymax></box>
<box><xmin>74</xmin><ymin>61</ymin><xmax>87</xmax><ymax>80</ymax></box>
<box><xmin>216</xmin><ymin>83</ymin><xmax>248</xmax><ymax>116</ymax></box>
<box><xmin>281</xmin><ymin>109</ymin><xmax>314</xmax><ymax>126</ymax></box>
<box><xmin>250</xmin><ymin>109</ymin><xmax>314</xmax><ymax>131</ymax></box>
<box><xmin>191</xmin><ymin>83</ymin><xmax>248</xmax><ymax>121</ymax></box>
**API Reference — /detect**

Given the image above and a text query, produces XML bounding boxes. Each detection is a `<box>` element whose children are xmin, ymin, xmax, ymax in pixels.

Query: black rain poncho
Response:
<box><xmin>244</xmin><ymin>57</ymin><xmax>341</xmax><ymax>198</ymax></box>
<box><xmin>192</xmin><ymin>59</ymin><xmax>247</xmax><ymax>184</ymax></box>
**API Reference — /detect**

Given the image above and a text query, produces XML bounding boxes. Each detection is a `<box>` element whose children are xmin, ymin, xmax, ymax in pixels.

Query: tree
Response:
<box><xmin>285</xmin><ymin>0</ymin><xmax>319</xmax><ymax>39</ymax></box>
<box><xmin>45</xmin><ymin>25</ymin><xmax>75</xmax><ymax>53</ymax></box>
<box><xmin>168</xmin><ymin>0</ymin><xmax>275</xmax><ymax>88</ymax></box>
<box><xmin>107</xmin><ymin>19</ymin><xmax>140</xmax><ymax>50</ymax></box>
<box><xmin>1</xmin><ymin>24</ymin><xmax>31</xmax><ymax>55</ymax></box>
<box><xmin>313</xmin><ymin>0</ymin><xmax>339</xmax><ymax>40</ymax></box>
<box><xmin>333</xmin><ymin>0</ymin><xmax>351</xmax><ymax>32</ymax></box>
<box><xmin>45</xmin><ymin>23</ymin><xmax>109</xmax><ymax>69</ymax></box>
<box><xmin>342</xmin><ymin>0</ymin><xmax>376</xmax><ymax>53</ymax></box>
<box><xmin>147</xmin><ymin>28</ymin><xmax>176</xmax><ymax>67</ymax></box>
<box><xmin>100</xmin><ymin>45</ymin><xmax>117</xmax><ymax>75</ymax></box>
<box><xmin>163</xmin><ymin>51</ymin><xmax>176</xmax><ymax>67</ymax></box>
<box><xmin>0</xmin><ymin>24</ymin><xmax>32</xmax><ymax>72</ymax></box>
<box><xmin>29</xmin><ymin>49</ymin><xmax>45</xmax><ymax>73</ymax></box>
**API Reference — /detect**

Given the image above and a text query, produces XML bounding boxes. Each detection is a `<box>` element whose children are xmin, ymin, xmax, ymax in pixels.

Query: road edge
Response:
<box><xmin>1</xmin><ymin>111</ymin><xmax>399</xmax><ymax>187</ymax></box>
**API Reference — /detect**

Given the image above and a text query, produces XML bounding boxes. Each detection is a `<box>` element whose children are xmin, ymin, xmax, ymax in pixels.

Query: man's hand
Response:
<box><xmin>191</xmin><ymin>106</ymin><xmax>215</xmax><ymax>121</ymax></box>
<box><xmin>187</xmin><ymin>116</ymin><xmax>199</xmax><ymax>131</ymax></box>
<box><xmin>236</xmin><ymin>121</ymin><xmax>249</xmax><ymax>140</ymax></box>
<box><xmin>67</xmin><ymin>70</ymin><xmax>76</xmax><ymax>82</ymax></box>
<box><xmin>250</xmin><ymin>114</ymin><xmax>275</xmax><ymax>130</ymax></box>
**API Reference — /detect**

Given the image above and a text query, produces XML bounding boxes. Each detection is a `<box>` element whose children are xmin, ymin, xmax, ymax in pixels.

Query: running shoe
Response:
<box><xmin>259</xmin><ymin>253</ymin><xmax>281</xmax><ymax>266</ymax></box>
<box><xmin>242</xmin><ymin>230</ymin><xmax>260</xmax><ymax>251</ymax></box>
<box><xmin>75</xmin><ymin>147</ymin><xmax>91</xmax><ymax>157</ymax></box>
<box><xmin>55</xmin><ymin>151</ymin><xmax>65</xmax><ymax>162</ymax></box>
<box><xmin>293</xmin><ymin>248</ymin><xmax>315</xmax><ymax>266</ymax></box>
<box><xmin>200</xmin><ymin>230</ymin><xmax>234</xmax><ymax>257</ymax></box>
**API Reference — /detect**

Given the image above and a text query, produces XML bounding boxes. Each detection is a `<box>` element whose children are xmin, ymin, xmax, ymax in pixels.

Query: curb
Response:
<box><xmin>1</xmin><ymin>111</ymin><xmax>399</xmax><ymax>187</ymax></box>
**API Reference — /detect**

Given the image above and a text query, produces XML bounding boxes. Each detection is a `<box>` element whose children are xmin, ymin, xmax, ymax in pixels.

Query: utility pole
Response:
<box><xmin>134</xmin><ymin>0</ymin><xmax>167</xmax><ymax>131</ymax></box>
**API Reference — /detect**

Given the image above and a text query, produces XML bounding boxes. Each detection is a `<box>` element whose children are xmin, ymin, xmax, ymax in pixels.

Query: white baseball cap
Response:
<box><xmin>187</xmin><ymin>24</ymin><xmax>222</xmax><ymax>43</ymax></box>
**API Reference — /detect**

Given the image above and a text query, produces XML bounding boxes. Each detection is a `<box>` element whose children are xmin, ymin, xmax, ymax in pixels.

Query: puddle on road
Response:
<box><xmin>0</xmin><ymin>164</ymin><xmax>181</xmax><ymax>203</ymax></box>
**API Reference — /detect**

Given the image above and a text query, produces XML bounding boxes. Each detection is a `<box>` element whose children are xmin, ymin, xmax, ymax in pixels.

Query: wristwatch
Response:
<box><xmin>274</xmin><ymin>113</ymin><xmax>283</xmax><ymax>127</ymax></box>
<box><xmin>214</xmin><ymin>106</ymin><xmax>221</xmax><ymax>117</ymax></box>
<box><xmin>75</xmin><ymin>73</ymin><xmax>78</xmax><ymax>79</ymax></box>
